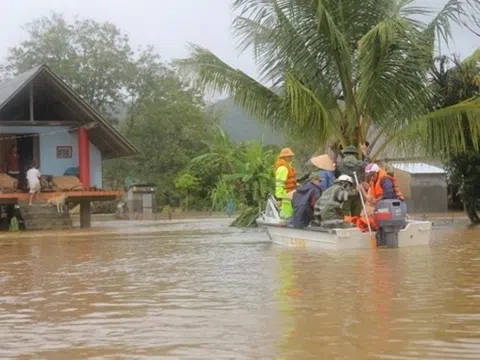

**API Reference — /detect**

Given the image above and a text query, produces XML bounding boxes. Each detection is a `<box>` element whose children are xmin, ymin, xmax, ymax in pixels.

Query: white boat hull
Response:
<box><xmin>257</xmin><ymin>220</ymin><xmax>432</xmax><ymax>250</ymax></box>
<box><xmin>256</xmin><ymin>197</ymin><xmax>432</xmax><ymax>250</ymax></box>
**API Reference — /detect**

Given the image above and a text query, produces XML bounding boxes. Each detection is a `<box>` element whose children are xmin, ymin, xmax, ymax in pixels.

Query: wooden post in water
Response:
<box><xmin>80</xmin><ymin>201</ymin><xmax>91</xmax><ymax>228</ymax></box>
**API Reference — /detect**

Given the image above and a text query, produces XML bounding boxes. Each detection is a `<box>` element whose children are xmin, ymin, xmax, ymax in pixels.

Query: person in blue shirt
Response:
<box><xmin>310</xmin><ymin>154</ymin><xmax>336</xmax><ymax>191</ymax></box>
<box><xmin>291</xmin><ymin>173</ymin><xmax>323</xmax><ymax>229</ymax></box>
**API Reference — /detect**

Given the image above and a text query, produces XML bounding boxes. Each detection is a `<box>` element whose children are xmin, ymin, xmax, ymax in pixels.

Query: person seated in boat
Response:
<box><xmin>363</xmin><ymin>163</ymin><xmax>405</xmax><ymax>207</ymax></box>
<box><xmin>346</xmin><ymin>163</ymin><xmax>405</xmax><ymax>232</ymax></box>
<box><xmin>291</xmin><ymin>173</ymin><xmax>323</xmax><ymax>229</ymax></box>
<box><xmin>345</xmin><ymin>181</ymin><xmax>378</xmax><ymax>232</ymax></box>
<box><xmin>310</xmin><ymin>154</ymin><xmax>336</xmax><ymax>191</ymax></box>
<box><xmin>346</xmin><ymin>163</ymin><xmax>405</xmax><ymax>231</ymax></box>
<box><xmin>313</xmin><ymin>175</ymin><xmax>355</xmax><ymax>229</ymax></box>
<box><xmin>274</xmin><ymin>147</ymin><xmax>298</xmax><ymax>220</ymax></box>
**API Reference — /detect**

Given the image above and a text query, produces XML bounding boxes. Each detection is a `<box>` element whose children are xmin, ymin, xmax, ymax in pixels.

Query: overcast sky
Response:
<box><xmin>2</xmin><ymin>0</ymin><xmax>479</xmax><ymax>83</ymax></box>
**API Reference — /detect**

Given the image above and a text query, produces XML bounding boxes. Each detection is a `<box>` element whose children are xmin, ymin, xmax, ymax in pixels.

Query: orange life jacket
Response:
<box><xmin>369</xmin><ymin>169</ymin><xmax>404</xmax><ymax>201</ymax></box>
<box><xmin>345</xmin><ymin>215</ymin><xmax>378</xmax><ymax>232</ymax></box>
<box><xmin>274</xmin><ymin>158</ymin><xmax>297</xmax><ymax>193</ymax></box>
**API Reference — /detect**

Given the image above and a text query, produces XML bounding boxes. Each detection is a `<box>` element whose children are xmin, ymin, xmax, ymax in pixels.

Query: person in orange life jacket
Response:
<box><xmin>346</xmin><ymin>180</ymin><xmax>379</xmax><ymax>232</ymax></box>
<box><xmin>347</xmin><ymin>163</ymin><xmax>405</xmax><ymax>232</ymax></box>
<box><xmin>361</xmin><ymin>163</ymin><xmax>406</xmax><ymax>212</ymax></box>
<box><xmin>274</xmin><ymin>147</ymin><xmax>297</xmax><ymax>219</ymax></box>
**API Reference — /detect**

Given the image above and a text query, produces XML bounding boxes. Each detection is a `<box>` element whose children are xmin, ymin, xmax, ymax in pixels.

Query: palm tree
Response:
<box><xmin>430</xmin><ymin>51</ymin><xmax>480</xmax><ymax>222</ymax></box>
<box><xmin>177</xmin><ymin>0</ymin><xmax>480</xmax><ymax>158</ymax></box>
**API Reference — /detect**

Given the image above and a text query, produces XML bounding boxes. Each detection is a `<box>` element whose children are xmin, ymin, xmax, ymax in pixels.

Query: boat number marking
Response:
<box><xmin>289</xmin><ymin>238</ymin><xmax>307</xmax><ymax>248</ymax></box>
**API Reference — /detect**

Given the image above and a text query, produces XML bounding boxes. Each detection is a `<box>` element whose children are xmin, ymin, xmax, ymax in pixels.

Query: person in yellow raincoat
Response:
<box><xmin>274</xmin><ymin>148</ymin><xmax>297</xmax><ymax>219</ymax></box>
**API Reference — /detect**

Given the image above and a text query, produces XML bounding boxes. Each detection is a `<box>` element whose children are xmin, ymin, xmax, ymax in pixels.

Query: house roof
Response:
<box><xmin>0</xmin><ymin>65</ymin><xmax>138</xmax><ymax>159</ymax></box>
<box><xmin>392</xmin><ymin>162</ymin><xmax>446</xmax><ymax>174</ymax></box>
<box><xmin>0</xmin><ymin>65</ymin><xmax>44</xmax><ymax>108</ymax></box>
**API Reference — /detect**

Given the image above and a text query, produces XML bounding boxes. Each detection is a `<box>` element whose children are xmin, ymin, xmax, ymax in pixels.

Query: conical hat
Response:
<box><xmin>310</xmin><ymin>154</ymin><xmax>335</xmax><ymax>171</ymax></box>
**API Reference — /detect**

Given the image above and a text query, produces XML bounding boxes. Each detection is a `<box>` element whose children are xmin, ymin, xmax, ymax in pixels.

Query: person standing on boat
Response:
<box><xmin>291</xmin><ymin>173</ymin><xmax>323</xmax><ymax>229</ymax></box>
<box><xmin>274</xmin><ymin>147</ymin><xmax>297</xmax><ymax>219</ymax></box>
<box><xmin>310</xmin><ymin>154</ymin><xmax>336</xmax><ymax>191</ymax></box>
<box><xmin>313</xmin><ymin>175</ymin><xmax>355</xmax><ymax>228</ymax></box>
<box><xmin>336</xmin><ymin>144</ymin><xmax>370</xmax><ymax>216</ymax></box>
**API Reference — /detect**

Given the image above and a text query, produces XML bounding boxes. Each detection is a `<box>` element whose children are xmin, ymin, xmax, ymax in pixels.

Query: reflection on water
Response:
<box><xmin>0</xmin><ymin>220</ymin><xmax>479</xmax><ymax>359</ymax></box>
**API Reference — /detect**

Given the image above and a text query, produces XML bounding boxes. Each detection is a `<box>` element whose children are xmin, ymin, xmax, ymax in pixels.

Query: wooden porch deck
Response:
<box><xmin>0</xmin><ymin>190</ymin><xmax>123</xmax><ymax>229</ymax></box>
<box><xmin>0</xmin><ymin>190</ymin><xmax>123</xmax><ymax>205</ymax></box>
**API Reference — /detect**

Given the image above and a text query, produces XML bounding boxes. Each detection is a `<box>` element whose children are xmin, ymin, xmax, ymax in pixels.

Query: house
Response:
<box><xmin>372</xmin><ymin>141</ymin><xmax>449</xmax><ymax>213</ymax></box>
<box><xmin>389</xmin><ymin>162</ymin><xmax>448</xmax><ymax>213</ymax></box>
<box><xmin>0</xmin><ymin>64</ymin><xmax>138</xmax><ymax>227</ymax></box>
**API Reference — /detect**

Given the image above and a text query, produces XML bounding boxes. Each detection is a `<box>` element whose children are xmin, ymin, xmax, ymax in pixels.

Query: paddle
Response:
<box><xmin>353</xmin><ymin>171</ymin><xmax>377</xmax><ymax>249</ymax></box>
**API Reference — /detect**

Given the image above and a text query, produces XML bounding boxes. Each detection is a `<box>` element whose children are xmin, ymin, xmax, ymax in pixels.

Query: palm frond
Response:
<box><xmin>179</xmin><ymin>0</ymin><xmax>476</xmax><ymax>157</ymax></box>
<box><xmin>175</xmin><ymin>44</ymin><xmax>284</xmax><ymax>128</ymax></box>
<box><xmin>426</xmin><ymin>0</ymin><xmax>465</xmax><ymax>46</ymax></box>
<box><xmin>284</xmin><ymin>73</ymin><xmax>342</xmax><ymax>145</ymax></box>
<box><xmin>357</xmin><ymin>15</ymin><xmax>432</xmax><ymax>130</ymax></box>
<box><xmin>394</xmin><ymin>98</ymin><xmax>480</xmax><ymax>157</ymax></box>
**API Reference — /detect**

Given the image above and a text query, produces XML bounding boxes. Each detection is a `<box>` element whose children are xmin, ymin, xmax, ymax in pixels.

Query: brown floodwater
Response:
<box><xmin>0</xmin><ymin>219</ymin><xmax>479</xmax><ymax>359</ymax></box>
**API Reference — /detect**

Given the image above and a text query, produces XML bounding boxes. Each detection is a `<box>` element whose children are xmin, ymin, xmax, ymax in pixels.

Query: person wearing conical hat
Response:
<box><xmin>335</xmin><ymin>144</ymin><xmax>370</xmax><ymax>217</ymax></box>
<box><xmin>310</xmin><ymin>154</ymin><xmax>336</xmax><ymax>191</ymax></box>
<box><xmin>274</xmin><ymin>147</ymin><xmax>297</xmax><ymax>219</ymax></box>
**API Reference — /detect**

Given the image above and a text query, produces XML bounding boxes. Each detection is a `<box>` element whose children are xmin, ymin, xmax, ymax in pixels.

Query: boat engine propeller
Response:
<box><xmin>374</xmin><ymin>199</ymin><xmax>407</xmax><ymax>248</ymax></box>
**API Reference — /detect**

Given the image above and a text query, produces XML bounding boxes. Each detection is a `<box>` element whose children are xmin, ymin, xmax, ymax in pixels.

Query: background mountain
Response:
<box><xmin>108</xmin><ymin>96</ymin><xmax>286</xmax><ymax>147</ymax></box>
<box><xmin>213</xmin><ymin>98</ymin><xmax>285</xmax><ymax>145</ymax></box>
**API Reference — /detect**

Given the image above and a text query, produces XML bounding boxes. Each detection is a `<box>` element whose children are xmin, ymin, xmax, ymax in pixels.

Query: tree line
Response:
<box><xmin>0</xmin><ymin>12</ymin><xmax>275</xmax><ymax>219</ymax></box>
<box><xmin>2</xmin><ymin>5</ymin><xmax>480</xmax><ymax>223</ymax></box>
<box><xmin>176</xmin><ymin>0</ymin><xmax>480</xmax><ymax>222</ymax></box>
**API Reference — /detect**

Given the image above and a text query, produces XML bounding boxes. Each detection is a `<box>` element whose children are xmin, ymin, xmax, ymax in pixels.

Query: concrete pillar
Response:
<box><xmin>80</xmin><ymin>201</ymin><xmax>91</xmax><ymax>228</ymax></box>
<box><xmin>78</xmin><ymin>127</ymin><xmax>90</xmax><ymax>188</ymax></box>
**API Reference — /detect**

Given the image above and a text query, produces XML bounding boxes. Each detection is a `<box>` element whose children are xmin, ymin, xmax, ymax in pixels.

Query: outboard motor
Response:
<box><xmin>374</xmin><ymin>199</ymin><xmax>406</xmax><ymax>248</ymax></box>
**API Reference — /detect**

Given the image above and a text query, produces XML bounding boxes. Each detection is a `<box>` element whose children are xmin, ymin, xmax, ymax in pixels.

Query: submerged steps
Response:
<box><xmin>18</xmin><ymin>200</ymin><xmax>73</xmax><ymax>231</ymax></box>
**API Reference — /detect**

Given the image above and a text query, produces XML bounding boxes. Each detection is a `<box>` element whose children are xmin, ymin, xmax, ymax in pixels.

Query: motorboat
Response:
<box><xmin>256</xmin><ymin>196</ymin><xmax>432</xmax><ymax>250</ymax></box>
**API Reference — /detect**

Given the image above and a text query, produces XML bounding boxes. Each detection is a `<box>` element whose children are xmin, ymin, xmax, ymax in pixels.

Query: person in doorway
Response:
<box><xmin>313</xmin><ymin>175</ymin><xmax>355</xmax><ymax>228</ymax></box>
<box><xmin>26</xmin><ymin>160</ymin><xmax>41</xmax><ymax>206</ymax></box>
<box><xmin>274</xmin><ymin>147</ymin><xmax>297</xmax><ymax>220</ymax></box>
<box><xmin>291</xmin><ymin>173</ymin><xmax>323</xmax><ymax>229</ymax></box>
<box><xmin>335</xmin><ymin>144</ymin><xmax>370</xmax><ymax>216</ymax></box>
<box><xmin>310</xmin><ymin>154</ymin><xmax>336</xmax><ymax>191</ymax></box>
<box><xmin>5</xmin><ymin>144</ymin><xmax>20</xmax><ymax>179</ymax></box>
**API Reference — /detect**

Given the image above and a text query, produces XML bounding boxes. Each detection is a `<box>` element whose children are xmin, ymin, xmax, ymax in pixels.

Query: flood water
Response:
<box><xmin>0</xmin><ymin>219</ymin><xmax>479</xmax><ymax>359</ymax></box>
